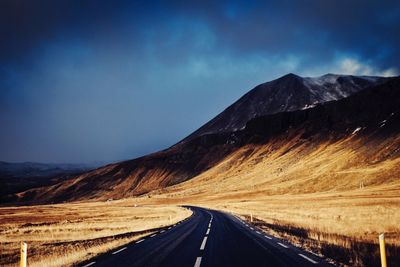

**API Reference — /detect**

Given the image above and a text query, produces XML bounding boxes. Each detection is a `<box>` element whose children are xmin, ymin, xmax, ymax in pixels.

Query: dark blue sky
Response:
<box><xmin>1</xmin><ymin>0</ymin><xmax>399</xmax><ymax>163</ymax></box>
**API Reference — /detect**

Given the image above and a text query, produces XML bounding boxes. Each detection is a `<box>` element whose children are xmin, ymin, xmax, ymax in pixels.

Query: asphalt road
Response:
<box><xmin>79</xmin><ymin>206</ymin><xmax>334</xmax><ymax>267</ymax></box>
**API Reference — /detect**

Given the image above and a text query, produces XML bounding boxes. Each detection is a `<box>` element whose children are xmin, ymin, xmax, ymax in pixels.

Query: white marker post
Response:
<box><xmin>379</xmin><ymin>234</ymin><xmax>387</xmax><ymax>267</ymax></box>
<box><xmin>20</xmin><ymin>242</ymin><xmax>27</xmax><ymax>267</ymax></box>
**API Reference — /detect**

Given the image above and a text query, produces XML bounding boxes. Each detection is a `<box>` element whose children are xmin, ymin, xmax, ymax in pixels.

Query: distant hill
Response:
<box><xmin>0</xmin><ymin>161</ymin><xmax>98</xmax><ymax>177</ymax></box>
<box><xmin>0</xmin><ymin>162</ymin><xmax>99</xmax><ymax>203</ymax></box>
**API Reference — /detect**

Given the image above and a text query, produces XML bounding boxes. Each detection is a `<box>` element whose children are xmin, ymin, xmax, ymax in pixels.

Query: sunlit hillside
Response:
<box><xmin>140</xmin><ymin>129</ymin><xmax>400</xmax><ymax>265</ymax></box>
<box><xmin>158</xmin><ymin>129</ymin><xmax>400</xmax><ymax>241</ymax></box>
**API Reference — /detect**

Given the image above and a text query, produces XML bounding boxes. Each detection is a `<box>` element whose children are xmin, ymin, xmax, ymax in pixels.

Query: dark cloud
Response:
<box><xmin>0</xmin><ymin>0</ymin><xmax>399</xmax><ymax>163</ymax></box>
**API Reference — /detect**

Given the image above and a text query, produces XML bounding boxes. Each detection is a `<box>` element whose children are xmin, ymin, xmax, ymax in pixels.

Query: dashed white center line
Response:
<box><xmin>112</xmin><ymin>247</ymin><xmax>127</xmax><ymax>255</ymax></box>
<box><xmin>150</xmin><ymin>234</ymin><xmax>157</xmax><ymax>237</ymax></box>
<box><xmin>256</xmin><ymin>231</ymin><xmax>261</xmax><ymax>234</ymax></box>
<box><xmin>135</xmin><ymin>239</ymin><xmax>144</xmax><ymax>244</ymax></box>
<box><xmin>298</xmin><ymin>253</ymin><xmax>318</xmax><ymax>264</ymax></box>
<box><xmin>264</xmin><ymin>235</ymin><xmax>272</xmax><ymax>240</ymax></box>
<box><xmin>250</xmin><ymin>227</ymin><xmax>254</xmax><ymax>230</ymax></box>
<box><xmin>194</xmin><ymin>256</ymin><xmax>202</xmax><ymax>267</ymax></box>
<box><xmin>82</xmin><ymin>262</ymin><xmax>96</xmax><ymax>267</ymax></box>
<box><xmin>200</xmin><ymin>236</ymin><xmax>208</xmax><ymax>250</ymax></box>
<box><xmin>160</xmin><ymin>230</ymin><xmax>165</xmax><ymax>233</ymax></box>
<box><xmin>277</xmin><ymin>242</ymin><xmax>289</xmax><ymax>248</ymax></box>
<box><xmin>168</xmin><ymin>227</ymin><xmax>172</xmax><ymax>229</ymax></box>
<box><xmin>206</xmin><ymin>228</ymin><xmax>210</xmax><ymax>235</ymax></box>
<box><xmin>309</xmin><ymin>251</ymin><xmax>320</xmax><ymax>257</ymax></box>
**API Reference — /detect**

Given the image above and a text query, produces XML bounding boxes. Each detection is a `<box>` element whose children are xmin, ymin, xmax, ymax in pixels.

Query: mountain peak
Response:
<box><xmin>182</xmin><ymin>73</ymin><xmax>390</xmax><ymax>142</ymax></box>
<box><xmin>277</xmin><ymin>73</ymin><xmax>303</xmax><ymax>82</ymax></box>
<box><xmin>282</xmin><ymin>72</ymin><xmax>301</xmax><ymax>78</ymax></box>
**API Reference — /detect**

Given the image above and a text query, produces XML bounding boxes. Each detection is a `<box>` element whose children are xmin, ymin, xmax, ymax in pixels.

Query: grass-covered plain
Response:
<box><xmin>0</xmin><ymin>201</ymin><xmax>191</xmax><ymax>267</ymax></box>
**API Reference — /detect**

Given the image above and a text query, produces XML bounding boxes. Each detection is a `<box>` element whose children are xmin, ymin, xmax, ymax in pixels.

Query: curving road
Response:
<box><xmin>79</xmin><ymin>206</ymin><xmax>334</xmax><ymax>267</ymax></box>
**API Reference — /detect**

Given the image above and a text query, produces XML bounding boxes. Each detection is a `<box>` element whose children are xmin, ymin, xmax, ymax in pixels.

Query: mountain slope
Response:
<box><xmin>10</xmin><ymin>74</ymin><xmax>400</xmax><ymax>204</ymax></box>
<box><xmin>182</xmin><ymin>73</ymin><xmax>388</xmax><ymax>142</ymax></box>
<box><xmin>0</xmin><ymin>162</ymin><xmax>97</xmax><ymax>202</ymax></box>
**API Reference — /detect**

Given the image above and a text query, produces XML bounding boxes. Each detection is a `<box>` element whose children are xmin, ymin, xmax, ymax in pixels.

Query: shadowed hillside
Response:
<box><xmin>183</xmin><ymin>73</ymin><xmax>388</xmax><ymax>141</ymax></box>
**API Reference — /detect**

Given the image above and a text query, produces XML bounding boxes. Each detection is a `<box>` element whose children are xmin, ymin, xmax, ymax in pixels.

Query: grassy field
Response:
<box><xmin>135</xmin><ymin>132</ymin><xmax>400</xmax><ymax>265</ymax></box>
<box><xmin>151</xmin><ymin>133</ymin><xmax>400</xmax><ymax>239</ymax></box>
<box><xmin>2</xmin><ymin>132</ymin><xmax>399</xmax><ymax>266</ymax></box>
<box><xmin>138</xmin><ymin>188</ymin><xmax>400</xmax><ymax>265</ymax></box>
<box><xmin>0</xmin><ymin>200</ymin><xmax>191</xmax><ymax>267</ymax></box>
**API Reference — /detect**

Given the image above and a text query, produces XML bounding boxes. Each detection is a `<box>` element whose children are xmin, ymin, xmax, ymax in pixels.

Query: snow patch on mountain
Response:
<box><xmin>181</xmin><ymin>73</ymin><xmax>391</xmax><ymax>143</ymax></box>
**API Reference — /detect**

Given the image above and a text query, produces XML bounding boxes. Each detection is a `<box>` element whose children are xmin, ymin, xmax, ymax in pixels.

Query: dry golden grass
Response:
<box><xmin>2</xmin><ymin>131</ymin><xmax>399</xmax><ymax>266</ymax></box>
<box><xmin>137</xmin><ymin>132</ymin><xmax>400</xmax><ymax>244</ymax></box>
<box><xmin>0</xmin><ymin>200</ymin><xmax>191</xmax><ymax>267</ymax></box>
<box><xmin>128</xmin><ymin>132</ymin><xmax>400</xmax><ymax>265</ymax></box>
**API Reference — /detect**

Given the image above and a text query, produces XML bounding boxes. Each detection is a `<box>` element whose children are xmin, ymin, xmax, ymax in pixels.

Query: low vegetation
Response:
<box><xmin>0</xmin><ymin>201</ymin><xmax>191</xmax><ymax>267</ymax></box>
<box><xmin>238</xmin><ymin>214</ymin><xmax>399</xmax><ymax>266</ymax></box>
<box><xmin>139</xmin><ymin>131</ymin><xmax>400</xmax><ymax>266</ymax></box>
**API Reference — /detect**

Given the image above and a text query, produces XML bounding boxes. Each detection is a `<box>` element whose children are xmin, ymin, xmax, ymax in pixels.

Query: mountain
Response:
<box><xmin>0</xmin><ymin>161</ymin><xmax>98</xmax><ymax>177</ymax></box>
<box><xmin>8</xmin><ymin>74</ymin><xmax>399</xmax><ymax>204</ymax></box>
<box><xmin>0</xmin><ymin>162</ymin><xmax>99</xmax><ymax>202</ymax></box>
<box><xmin>182</xmin><ymin>73</ymin><xmax>388</xmax><ymax>142</ymax></box>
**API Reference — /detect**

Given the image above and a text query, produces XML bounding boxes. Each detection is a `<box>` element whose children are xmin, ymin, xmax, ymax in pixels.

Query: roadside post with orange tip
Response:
<box><xmin>20</xmin><ymin>242</ymin><xmax>27</xmax><ymax>267</ymax></box>
<box><xmin>379</xmin><ymin>233</ymin><xmax>387</xmax><ymax>267</ymax></box>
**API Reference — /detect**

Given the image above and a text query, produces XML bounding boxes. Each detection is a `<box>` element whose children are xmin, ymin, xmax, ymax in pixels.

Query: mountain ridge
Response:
<box><xmin>5</xmin><ymin>74</ymin><xmax>399</xmax><ymax>204</ymax></box>
<box><xmin>181</xmin><ymin>73</ymin><xmax>389</xmax><ymax>143</ymax></box>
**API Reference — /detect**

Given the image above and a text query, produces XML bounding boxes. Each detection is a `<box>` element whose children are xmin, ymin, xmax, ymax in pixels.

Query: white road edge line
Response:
<box><xmin>206</xmin><ymin>228</ymin><xmax>210</xmax><ymax>235</ymax></box>
<box><xmin>194</xmin><ymin>256</ymin><xmax>202</xmax><ymax>267</ymax></box>
<box><xmin>112</xmin><ymin>247</ymin><xmax>127</xmax><ymax>255</ymax></box>
<box><xmin>82</xmin><ymin>262</ymin><xmax>96</xmax><ymax>267</ymax></box>
<box><xmin>200</xmin><ymin>236</ymin><xmax>208</xmax><ymax>250</ymax></box>
<box><xmin>264</xmin><ymin>235</ymin><xmax>272</xmax><ymax>240</ymax></box>
<box><xmin>277</xmin><ymin>242</ymin><xmax>289</xmax><ymax>248</ymax></box>
<box><xmin>136</xmin><ymin>239</ymin><xmax>144</xmax><ymax>243</ymax></box>
<box><xmin>298</xmin><ymin>253</ymin><xmax>318</xmax><ymax>264</ymax></box>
